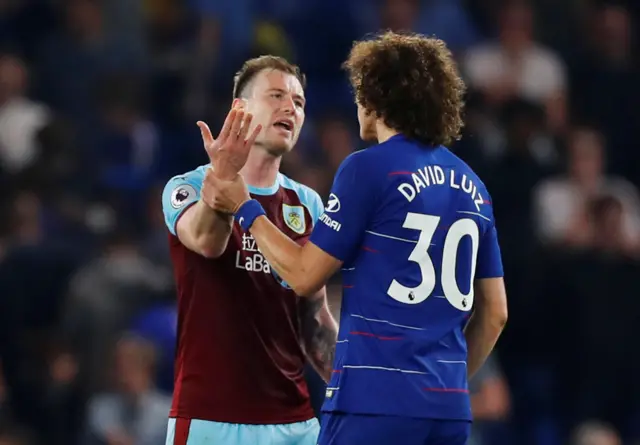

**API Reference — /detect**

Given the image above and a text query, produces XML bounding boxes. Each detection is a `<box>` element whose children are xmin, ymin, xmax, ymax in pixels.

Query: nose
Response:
<box><xmin>282</xmin><ymin>96</ymin><xmax>295</xmax><ymax>115</ymax></box>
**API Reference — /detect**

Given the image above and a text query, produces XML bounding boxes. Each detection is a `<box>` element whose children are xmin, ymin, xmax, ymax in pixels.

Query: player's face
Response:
<box><xmin>356</xmin><ymin>102</ymin><xmax>378</xmax><ymax>142</ymax></box>
<box><xmin>236</xmin><ymin>69</ymin><xmax>306</xmax><ymax>156</ymax></box>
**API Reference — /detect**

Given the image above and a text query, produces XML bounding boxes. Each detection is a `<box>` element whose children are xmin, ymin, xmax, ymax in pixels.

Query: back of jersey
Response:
<box><xmin>310</xmin><ymin>135</ymin><xmax>503</xmax><ymax>421</ymax></box>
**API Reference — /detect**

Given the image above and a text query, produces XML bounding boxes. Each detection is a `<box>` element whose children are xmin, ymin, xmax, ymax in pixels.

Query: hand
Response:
<box><xmin>197</xmin><ymin>109</ymin><xmax>262</xmax><ymax>180</ymax></box>
<box><xmin>202</xmin><ymin>170</ymin><xmax>251</xmax><ymax>215</ymax></box>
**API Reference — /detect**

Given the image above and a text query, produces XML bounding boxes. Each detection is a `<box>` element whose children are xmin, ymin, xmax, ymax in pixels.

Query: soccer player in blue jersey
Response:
<box><xmin>203</xmin><ymin>32</ymin><xmax>508</xmax><ymax>445</ymax></box>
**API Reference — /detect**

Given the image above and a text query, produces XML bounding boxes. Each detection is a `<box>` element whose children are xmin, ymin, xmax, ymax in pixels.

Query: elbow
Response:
<box><xmin>291</xmin><ymin>282</ymin><xmax>315</xmax><ymax>297</ymax></box>
<box><xmin>195</xmin><ymin>236</ymin><xmax>227</xmax><ymax>259</ymax></box>
<box><xmin>200</xmin><ymin>247</ymin><xmax>224</xmax><ymax>259</ymax></box>
<box><xmin>477</xmin><ymin>302</ymin><xmax>508</xmax><ymax>331</ymax></box>
<box><xmin>290</xmin><ymin>276</ymin><xmax>322</xmax><ymax>297</ymax></box>
<box><xmin>493</xmin><ymin>306</ymin><xmax>508</xmax><ymax>330</ymax></box>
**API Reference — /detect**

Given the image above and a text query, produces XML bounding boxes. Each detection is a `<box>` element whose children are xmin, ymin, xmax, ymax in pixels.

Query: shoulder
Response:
<box><xmin>338</xmin><ymin>144</ymin><xmax>390</xmax><ymax>173</ymax></box>
<box><xmin>278</xmin><ymin>173</ymin><xmax>324</xmax><ymax>221</ymax></box>
<box><xmin>163</xmin><ymin>165</ymin><xmax>207</xmax><ymax>191</ymax></box>
<box><xmin>162</xmin><ymin>165</ymin><xmax>207</xmax><ymax>210</ymax></box>
<box><xmin>444</xmin><ymin>147</ymin><xmax>489</xmax><ymax>190</ymax></box>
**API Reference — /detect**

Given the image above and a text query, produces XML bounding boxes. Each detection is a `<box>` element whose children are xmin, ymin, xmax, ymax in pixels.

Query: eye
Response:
<box><xmin>271</xmin><ymin>92</ymin><xmax>283</xmax><ymax>99</ymax></box>
<box><xmin>295</xmin><ymin>100</ymin><xmax>304</xmax><ymax>108</ymax></box>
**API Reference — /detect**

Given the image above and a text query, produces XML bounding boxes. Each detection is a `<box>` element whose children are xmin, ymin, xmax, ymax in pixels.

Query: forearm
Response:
<box><xmin>185</xmin><ymin>200</ymin><xmax>233</xmax><ymax>258</ymax></box>
<box><xmin>307</xmin><ymin>327</ymin><xmax>337</xmax><ymax>382</ymax></box>
<box><xmin>464</xmin><ymin>310</ymin><xmax>506</xmax><ymax>379</ymax></box>
<box><xmin>299</xmin><ymin>291</ymin><xmax>338</xmax><ymax>382</ymax></box>
<box><xmin>250</xmin><ymin>215</ymin><xmax>308</xmax><ymax>291</ymax></box>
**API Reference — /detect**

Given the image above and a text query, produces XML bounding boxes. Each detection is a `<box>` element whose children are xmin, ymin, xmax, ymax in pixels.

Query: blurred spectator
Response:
<box><xmin>36</xmin><ymin>0</ymin><xmax>145</xmax><ymax>128</ymax></box>
<box><xmin>533</xmin><ymin>127</ymin><xmax>640</xmax><ymax>250</ymax></box>
<box><xmin>95</xmin><ymin>74</ymin><xmax>160</xmax><ymax>203</ymax></box>
<box><xmin>83</xmin><ymin>335</ymin><xmax>170</xmax><ymax>445</ymax></box>
<box><xmin>571</xmin><ymin>421</ymin><xmax>621</xmax><ymax>445</ymax></box>
<box><xmin>62</xmin><ymin>230</ymin><xmax>172</xmax><ymax>392</ymax></box>
<box><xmin>129</xmin><ymin>304</ymin><xmax>177</xmax><ymax>394</ymax></box>
<box><xmin>469</xmin><ymin>355</ymin><xmax>511</xmax><ymax>445</ymax></box>
<box><xmin>569</xmin><ymin>4</ymin><xmax>640</xmax><ymax>185</ymax></box>
<box><xmin>463</xmin><ymin>0</ymin><xmax>567</xmax><ymax>130</ymax></box>
<box><xmin>482</xmin><ymin>99</ymin><xmax>553</xmax><ymax>260</ymax></box>
<box><xmin>0</xmin><ymin>54</ymin><xmax>50</xmax><ymax>174</ymax></box>
<box><xmin>316</xmin><ymin>115</ymin><xmax>358</xmax><ymax>173</ymax></box>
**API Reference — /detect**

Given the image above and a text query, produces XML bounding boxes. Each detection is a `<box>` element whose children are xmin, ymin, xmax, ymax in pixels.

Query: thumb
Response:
<box><xmin>197</xmin><ymin>121</ymin><xmax>216</xmax><ymax>160</ymax></box>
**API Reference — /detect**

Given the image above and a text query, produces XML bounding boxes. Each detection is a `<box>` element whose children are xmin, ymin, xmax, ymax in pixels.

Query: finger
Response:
<box><xmin>197</xmin><ymin>121</ymin><xmax>215</xmax><ymax>160</ymax></box>
<box><xmin>245</xmin><ymin>123</ymin><xmax>263</xmax><ymax>147</ymax></box>
<box><xmin>237</xmin><ymin>113</ymin><xmax>254</xmax><ymax>141</ymax></box>
<box><xmin>218</xmin><ymin>109</ymin><xmax>238</xmax><ymax>142</ymax></box>
<box><xmin>196</xmin><ymin>121</ymin><xmax>214</xmax><ymax>146</ymax></box>
<box><xmin>229</xmin><ymin>110</ymin><xmax>245</xmax><ymax>140</ymax></box>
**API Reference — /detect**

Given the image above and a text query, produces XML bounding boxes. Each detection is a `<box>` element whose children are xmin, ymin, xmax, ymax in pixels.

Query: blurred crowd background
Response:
<box><xmin>0</xmin><ymin>0</ymin><xmax>638</xmax><ymax>444</ymax></box>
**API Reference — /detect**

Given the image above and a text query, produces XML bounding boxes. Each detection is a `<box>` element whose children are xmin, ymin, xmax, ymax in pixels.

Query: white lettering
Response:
<box><xmin>449</xmin><ymin>170</ymin><xmax>460</xmax><ymax>189</ymax></box>
<box><xmin>474</xmin><ymin>192</ymin><xmax>484</xmax><ymax>212</ymax></box>
<box><xmin>235</xmin><ymin>242</ymin><xmax>271</xmax><ymax>274</ymax></box>
<box><xmin>398</xmin><ymin>183</ymin><xmax>416</xmax><ymax>202</ymax></box>
<box><xmin>418</xmin><ymin>167</ymin><xmax>430</xmax><ymax>186</ymax></box>
<box><xmin>412</xmin><ymin>172</ymin><xmax>426</xmax><ymax>194</ymax></box>
<box><xmin>433</xmin><ymin>166</ymin><xmax>445</xmax><ymax>184</ymax></box>
<box><xmin>461</xmin><ymin>174</ymin><xmax>473</xmax><ymax>194</ymax></box>
<box><xmin>396</xmin><ymin>166</ymin><xmax>486</xmax><ymax>211</ymax></box>
<box><xmin>427</xmin><ymin>165</ymin><xmax>436</xmax><ymax>184</ymax></box>
<box><xmin>320</xmin><ymin>213</ymin><xmax>342</xmax><ymax>232</ymax></box>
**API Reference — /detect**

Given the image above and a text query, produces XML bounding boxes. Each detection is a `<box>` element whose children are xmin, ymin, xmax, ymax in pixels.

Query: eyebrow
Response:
<box><xmin>267</xmin><ymin>88</ymin><xmax>306</xmax><ymax>103</ymax></box>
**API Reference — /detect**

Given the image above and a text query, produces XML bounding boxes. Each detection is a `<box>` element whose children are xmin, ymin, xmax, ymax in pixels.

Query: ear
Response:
<box><xmin>232</xmin><ymin>98</ymin><xmax>247</xmax><ymax>110</ymax></box>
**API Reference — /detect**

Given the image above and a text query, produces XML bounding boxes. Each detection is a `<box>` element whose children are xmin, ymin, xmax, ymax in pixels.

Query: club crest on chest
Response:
<box><xmin>282</xmin><ymin>204</ymin><xmax>305</xmax><ymax>234</ymax></box>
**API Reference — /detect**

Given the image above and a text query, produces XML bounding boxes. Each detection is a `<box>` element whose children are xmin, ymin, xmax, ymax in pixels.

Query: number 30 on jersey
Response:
<box><xmin>388</xmin><ymin>213</ymin><xmax>479</xmax><ymax>311</ymax></box>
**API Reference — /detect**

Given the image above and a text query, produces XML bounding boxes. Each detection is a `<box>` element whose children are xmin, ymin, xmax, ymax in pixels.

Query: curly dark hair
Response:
<box><xmin>343</xmin><ymin>31</ymin><xmax>466</xmax><ymax>147</ymax></box>
<box><xmin>233</xmin><ymin>55</ymin><xmax>306</xmax><ymax>99</ymax></box>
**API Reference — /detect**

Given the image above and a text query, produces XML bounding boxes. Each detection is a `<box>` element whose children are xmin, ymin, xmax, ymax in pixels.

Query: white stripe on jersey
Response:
<box><xmin>350</xmin><ymin>314</ymin><xmax>425</xmax><ymax>331</ymax></box>
<box><xmin>342</xmin><ymin>365</ymin><xmax>428</xmax><ymax>375</ymax></box>
<box><xmin>456</xmin><ymin>210</ymin><xmax>491</xmax><ymax>221</ymax></box>
<box><xmin>365</xmin><ymin>230</ymin><xmax>417</xmax><ymax>243</ymax></box>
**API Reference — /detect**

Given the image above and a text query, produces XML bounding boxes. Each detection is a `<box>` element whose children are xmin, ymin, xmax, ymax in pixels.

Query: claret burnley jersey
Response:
<box><xmin>310</xmin><ymin>135</ymin><xmax>504</xmax><ymax>421</ymax></box>
<box><xmin>162</xmin><ymin>166</ymin><xmax>324</xmax><ymax>424</ymax></box>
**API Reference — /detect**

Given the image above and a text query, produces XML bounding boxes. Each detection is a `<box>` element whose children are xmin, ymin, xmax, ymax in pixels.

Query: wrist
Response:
<box><xmin>235</xmin><ymin>199</ymin><xmax>266</xmax><ymax>231</ymax></box>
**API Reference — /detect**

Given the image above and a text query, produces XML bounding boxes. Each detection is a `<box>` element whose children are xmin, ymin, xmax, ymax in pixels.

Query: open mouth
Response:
<box><xmin>273</xmin><ymin>120</ymin><xmax>294</xmax><ymax>132</ymax></box>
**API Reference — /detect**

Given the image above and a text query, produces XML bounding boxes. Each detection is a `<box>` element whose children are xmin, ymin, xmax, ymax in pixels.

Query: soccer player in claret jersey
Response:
<box><xmin>161</xmin><ymin>56</ymin><xmax>337</xmax><ymax>445</ymax></box>
<box><xmin>202</xmin><ymin>32</ymin><xmax>509</xmax><ymax>445</ymax></box>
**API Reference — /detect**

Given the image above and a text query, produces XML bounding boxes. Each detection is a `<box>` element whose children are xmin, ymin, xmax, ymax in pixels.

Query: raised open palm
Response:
<box><xmin>197</xmin><ymin>109</ymin><xmax>262</xmax><ymax>180</ymax></box>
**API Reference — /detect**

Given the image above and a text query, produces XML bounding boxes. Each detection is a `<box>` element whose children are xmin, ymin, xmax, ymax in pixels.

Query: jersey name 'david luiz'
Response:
<box><xmin>398</xmin><ymin>165</ymin><xmax>486</xmax><ymax>211</ymax></box>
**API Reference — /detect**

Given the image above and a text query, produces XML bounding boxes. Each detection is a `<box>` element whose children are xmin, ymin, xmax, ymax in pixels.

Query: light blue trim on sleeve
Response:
<box><xmin>161</xmin><ymin>165</ymin><xmax>207</xmax><ymax>235</ymax></box>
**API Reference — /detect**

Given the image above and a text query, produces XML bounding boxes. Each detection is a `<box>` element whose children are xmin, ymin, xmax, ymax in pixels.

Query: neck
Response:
<box><xmin>239</xmin><ymin>146</ymin><xmax>281</xmax><ymax>188</ymax></box>
<box><xmin>376</xmin><ymin>121</ymin><xmax>400</xmax><ymax>144</ymax></box>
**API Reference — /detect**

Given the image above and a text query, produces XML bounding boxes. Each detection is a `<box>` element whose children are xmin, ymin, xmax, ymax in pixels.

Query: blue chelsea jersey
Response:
<box><xmin>310</xmin><ymin>135</ymin><xmax>504</xmax><ymax>421</ymax></box>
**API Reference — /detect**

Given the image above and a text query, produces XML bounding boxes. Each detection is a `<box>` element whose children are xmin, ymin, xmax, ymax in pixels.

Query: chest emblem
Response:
<box><xmin>282</xmin><ymin>204</ymin><xmax>306</xmax><ymax>234</ymax></box>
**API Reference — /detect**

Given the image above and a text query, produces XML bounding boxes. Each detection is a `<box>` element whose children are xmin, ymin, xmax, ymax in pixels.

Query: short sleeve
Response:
<box><xmin>309</xmin><ymin>190</ymin><xmax>324</xmax><ymax>225</ymax></box>
<box><xmin>475</xmin><ymin>222</ymin><xmax>504</xmax><ymax>279</ymax></box>
<box><xmin>310</xmin><ymin>152</ymin><xmax>378</xmax><ymax>262</ymax></box>
<box><xmin>161</xmin><ymin>168</ymin><xmax>205</xmax><ymax>235</ymax></box>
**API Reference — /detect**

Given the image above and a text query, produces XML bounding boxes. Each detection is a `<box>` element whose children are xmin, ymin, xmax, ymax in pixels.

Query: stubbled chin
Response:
<box><xmin>261</xmin><ymin>138</ymin><xmax>293</xmax><ymax>156</ymax></box>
